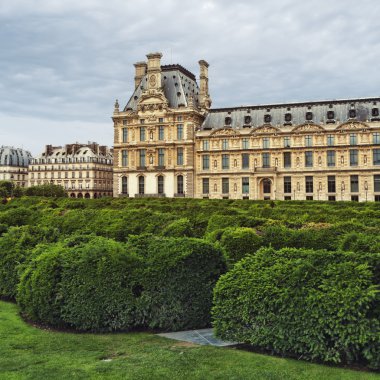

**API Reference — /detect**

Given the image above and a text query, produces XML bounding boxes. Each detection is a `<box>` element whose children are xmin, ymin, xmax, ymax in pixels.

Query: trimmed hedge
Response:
<box><xmin>212</xmin><ymin>247</ymin><xmax>380</xmax><ymax>369</ymax></box>
<box><xmin>18</xmin><ymin>236</ymin><xmax>226</xmax><ymax>332</ymax></box>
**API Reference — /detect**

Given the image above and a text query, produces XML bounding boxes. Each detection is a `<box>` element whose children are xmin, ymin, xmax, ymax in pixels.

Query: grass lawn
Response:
<box><xmin>0</xmin><ymin>301</ymin><xmax>379</xmax><ymax>380</ymax></box>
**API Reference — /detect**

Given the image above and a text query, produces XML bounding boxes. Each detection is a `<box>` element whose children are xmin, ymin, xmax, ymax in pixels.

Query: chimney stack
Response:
<box><xmin>146</xmin><ymin>52</ymin><xmax>162</xmax><ymax>90</ymax></box>
<box><xmin>198</xmin><ymin>60</ymin><xmax>211</xmax><ymax>110</ymax></box>
<box><xmin>134</xmin><ymin>61</ymin><xmax>147</xmax><ymax>89</ymax></box>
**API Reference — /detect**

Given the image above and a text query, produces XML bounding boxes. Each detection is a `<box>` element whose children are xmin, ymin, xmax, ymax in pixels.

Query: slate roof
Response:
<box><xmin>124</xmin><ymin>65</ymin><xmax>200</xmax><ymax>111</ymax></box>
<box><xmin>0</xmin><ymin>146</ymin><xmax>32</xmax><ymax>167</ymax></box>
<box><xmin>201</xmin><ymin>98</ymin><xmax>380</xmax><ymax>130</ymax></box>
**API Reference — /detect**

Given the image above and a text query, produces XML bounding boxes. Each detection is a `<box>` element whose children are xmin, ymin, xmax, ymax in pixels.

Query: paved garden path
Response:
<box><xmin>157</xmin><ymin>328</ymin><xmax>237</xmax><ymax>347</ymax></box>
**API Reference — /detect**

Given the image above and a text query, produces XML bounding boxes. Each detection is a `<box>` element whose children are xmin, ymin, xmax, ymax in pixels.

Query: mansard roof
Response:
<box><xmin>124</xmin><ymin>66</ymin><xmax>200</xmax><ymax>111</ymax></box>
<box><xmin>0</xmin><ymin>146</ymin><xmax>32</xmax><ymax>167</ymax></box>
<box><xmin>201</xmin><ymin>97</ymin><xmax>380</xmax><ymax>130</ymax></box>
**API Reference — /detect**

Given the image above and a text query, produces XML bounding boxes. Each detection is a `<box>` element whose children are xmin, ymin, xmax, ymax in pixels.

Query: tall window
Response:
<box><xmin>284</xmin><ymin>136</ymin><xmax>291</xmax><ymax>148</ymax></box>
<box><xmin>177</xmin><ymin>124</ymin><xmax>183</xmax><ymax>140</ymax></box>
<box><xmin>177</xmin><ymin>148</ymin><xmax>184</xmax><ymax>165</ymax></box>
<box><xmin>222</xmin><ymin>178</ymin><xmax>229</xmax><ymax>194</ymax></box>
<box><xmin>284</xmin><ymin>176</ymin><xmax>291</xmax><ymax>193</ymax></box>
<box><xmin>328</xmin><ymin>176</ymin><xmax>336</xmax><ymax>193</ymax></box>
<box><xmin>242</xmin><ymin>138</ymin><xmax>249</xmax><ymax>149</ymax></box>
<box><xmin>138</xmin><ymin>176</ymin><xmax>144</xmax><ymax>194</ymax></box>
<box><xmin>202</xmin><ymin>155</ymin><xmax>210</xmax><ymax>170</ymax></box>
<box><xmin>350</xmin><ymin>149</ymin><xmax>358</xmax><ymax>166</ymax></box>
<box><xmin>283</xmin><ymin>152</ymin><xmax>291</xmax><ymax>168</ymax></box>
<box><xmin>222</xmin><ymin>154</ymin><xmax>230</xmax><ymax>169</ymax></box>
<box><xmin>350</xmin><ymin>133</ymin><xmax>357</xmax><ymax>145</ymax></box>
<box><xmin>140</xmin><ymin>127</ymin><xmax>146</xmax><ymax>141</ymax></box>
<box><xmin>121</xmin><ymin>177</ymin><xmax>128</xmax><ymax>194</ymax></box>
<box><xmin>158</xmin><ymin>148</ymin><xmax>165</xmax><ymax>166</ymax></box>
<box><xmin>263</xmin><ymin>137</ymin><xmax>270</xmax><ymax>149</ymax></box>
<box><xmin>305</xmin><ymin>151</ymin><xmax>313</xmax><ymax>167</ymax></box>
<box><xmin>158</xmin><ymin>126</ymin><xmax>164</xmax><ymax>140</ymax></box>
<box><xmin>350</xmin><ymin>175</ymin><xmax>359</xmax><ymax>193</ymax></box>
<box><xmin>121</xmin><ymin>149</ymin><xmax>128</xmax><ymax>166</ymax></box>
<box><xmin>262</xmin><ymin>153</ymin><xmax>270</xmax><ymax>168</ymax></box>
<box><xmin>327</xmin><ymin>134</ymin><xmax>335</xmax><ymax>146</ymax></box>
<box><xmin>242</xmin><ymin>153</ymin><xmax>249</xmax><ymax>169</ymax></box>
<box><xmin>327</xmin><ymin>151</ymin><xmax>335</xmax><ymax>167</ymax></box>
<box><xmin>157</xmin><ymin>175</ymin><xmax>164</xmax><ymax>194</ymax></box>
<box><xmin>203</xmin><ymin>140</ymin><xmax>209</xmax><ymax>150</ymax></box>
<box><xmin>177</xmin><ymin>175</ymin><xmax>184</xmax><ymax>194</ymax></box>
<box><xmin>374</xmin><ymin>149</ymin><xmax>380</xmax><ymax>165</ymax></box>
<box><xmin>305</xmin><ymin>135</ymin><xmax>312</xmax><ymax>147</ymax></box>
<box><xmin>373</xmin><ymin>133</ymin><xmax>380</xmax><ymax>145</ymax></box>
<box><xmin>242</xmin><ymin>177</ymin><xmax>249</xmax><ymax>194</ymax></box>
<box><xmin>374</xmin><ymin>175</ymin><xmax>380</xmax><ymax>192</ymax></box>
<box><xmin>202</xmin><ymin>178</ymin><xmax>209</xmax><ymax>194</ymax></box>
<box><xmin>305</xmin><ymin>176</ymin><xmax>313</xmax><ymax>193</ymax></box>
<box><xmin>222</xmin><ymin>139</ymin><xmax>229</xmax><ymax>150</ymax></box>
<box><xmin>122</xmin><ymin>128</ymin><xmax>128</xmax><ymax>143</ymax></box>
<box><xmin>139</xmin><ymin>149</ymin><xmax>146</xmax><ymax>167</ymax></box>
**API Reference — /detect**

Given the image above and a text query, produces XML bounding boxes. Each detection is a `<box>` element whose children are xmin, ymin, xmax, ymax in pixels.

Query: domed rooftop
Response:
<box><xmin>0</xmin><ymin>146</ymin><xmax>32</xmax><ymax>167</ymax></box>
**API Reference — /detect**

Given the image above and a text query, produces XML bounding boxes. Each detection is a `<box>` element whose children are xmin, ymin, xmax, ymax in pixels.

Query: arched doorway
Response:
<box><xmin>77</xmin><ymin>193</ymin><xmax>83</xmax><ymax>198</ymax></box>
<box><xmin>94</xmin><ymin>193</ymin><xmax>98</xmax><ymax>199</ymax></box>
<box><xmin>70</xmin><ymin>193</ymin><xmax>76</xmax><ymax>198</ymax></box>
<box><xmin>84</xmin><ymin>193</ymin><xmax>90</xmax><ymax>199</ymax></box>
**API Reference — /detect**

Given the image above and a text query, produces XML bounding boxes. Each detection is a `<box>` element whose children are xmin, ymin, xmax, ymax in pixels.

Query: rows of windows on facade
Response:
<box><xmin>112</xmin><ymin>52</ymin><xmax>380</xmax><ymax>201</ymax></box>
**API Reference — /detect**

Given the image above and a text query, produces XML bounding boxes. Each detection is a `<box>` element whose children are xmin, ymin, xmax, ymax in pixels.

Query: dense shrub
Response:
<box><xmin>0</xmin><ymin>226</ymin><xmax>59</xmax><ymax>299</ymax></box>
<box><xmin>18</xmin><ymin>236</ymin><xmax>226</xmax><ymax>332</ymax></box>
<box><xmin>212</xmin><ymin>247</ymin><xmax>380</xmax><ymax>368</ymax></box>
<box><xmin>130</xmin><ymin>236</ymin><xmax>227</xmax><ymax>330</ymax></box>
<box><xmin>219</xmin><ymin>227</ymin><xmax>262</xmax><ymax>264</ymax></box>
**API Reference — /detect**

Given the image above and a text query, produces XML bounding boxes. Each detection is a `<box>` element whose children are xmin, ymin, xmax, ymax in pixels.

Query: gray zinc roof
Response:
<box><xmin>124</xmin><ymin>66</ymin><xmax>200</xmax><ymax>111</ymax></box>
<box><xmin>0</xmin><ymin>146</ymin><xmax>32</xmax><ymax>167</ymax></box>
<box><xmin>202</xmin><ymin>98</ymin><xmax>380</xmax><ymax>130</ymax></box>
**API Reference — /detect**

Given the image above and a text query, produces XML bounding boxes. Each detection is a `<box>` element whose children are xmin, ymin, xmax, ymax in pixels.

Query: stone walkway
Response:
<box><xmin>157</xmin><ymin>328</ymin><xmax>237</xmax><ymax>347</ymax></box>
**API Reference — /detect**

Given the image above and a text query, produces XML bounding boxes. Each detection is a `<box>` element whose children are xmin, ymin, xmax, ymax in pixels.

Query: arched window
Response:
<box><xmin>157</xmin><ymin>175</ymin><xmax>164</xmax><ymax>194</ymax></box>
<box><xmin>138</xmin><ymin>176</ymin><xmax>145</xmax><ymax>195</ymax></box>
<box><xmin>121</xmin><ymin>177</ymin><xmax>128</xmax><ymax>194</ymax></box>
<box><xmin>177</xmin><ymin>175</ymin><xmax>184</xmax><ymax>194</ymax></box>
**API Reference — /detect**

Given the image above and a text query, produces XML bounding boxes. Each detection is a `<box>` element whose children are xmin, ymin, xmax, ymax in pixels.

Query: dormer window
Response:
<box><xmin>284</xmin><ymin>113</ymin><xmax>292</xmax><ymax>122</ymax></box>
<box><xmin>306</xmin><ymin>111</ymin><xmax>313</xmax><ymax>121</ymax></box>
<box><xmin>244</xmin><ymin>115</ymin><xmax>251</xmax><ymax>125</ymax></box>
<box><xmin>225</xmin><ymin>116</ymin><xmax>232</xmax><ymax>126</ymax></box>
<box><xmin>327</xmin><ymin>111</ymin><xmax>335</xmax><ymax>123</ymax></box>
<box><xmin>349</xmin><ymin>109</ymin><xmax>356</xmax><ymax>119</ymax></box>
<box><xmin>264</xmin><ymin>114</ymin><xmax>271</xmax><ymax>123</ymax></box>
<box><xmin>372</xmin><ymin>108</ymin><xmax>379</xmax><ymax>117</ymax></box>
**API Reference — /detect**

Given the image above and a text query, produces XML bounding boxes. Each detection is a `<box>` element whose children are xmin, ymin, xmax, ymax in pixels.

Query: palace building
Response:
<box><xmin>112</xmin><ymin>52</ymin><xmax>380</xmax><ymax>201</ymax></box>
<box><xmin>29</xmin><ymin>142</ymin><xmax>113</xmax><ymax>198</ymax></box>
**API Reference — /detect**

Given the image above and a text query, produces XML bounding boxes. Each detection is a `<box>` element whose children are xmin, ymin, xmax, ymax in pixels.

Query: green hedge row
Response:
<box><xmin>212</xmin><ymin>247</ymin><xmax>380</xmax><ymax>369</ymax></box>
<box><xmin>17</xmin><ymin>235</ymin><xmax>226</xmax><ymax>332</ymax></box>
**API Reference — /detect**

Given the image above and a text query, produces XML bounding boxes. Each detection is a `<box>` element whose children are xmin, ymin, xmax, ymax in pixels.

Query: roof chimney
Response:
<box><xmin>199</xmin><ymin>60</ymin><xmax>211</xmax><ymax>110</ymax></box>
<box><xmin>134</xmin><ymin>61</ymin><xmax>147</xmax><ymax>89</ymax></box>
<box><xmin>146</xmin><ymin>52</ymin><xmax>162</xmax><ymax>90</ymax></box>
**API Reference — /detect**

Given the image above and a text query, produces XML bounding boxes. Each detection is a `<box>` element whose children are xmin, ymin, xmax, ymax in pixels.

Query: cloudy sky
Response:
<box><xmin>1</xmin><ymin>0</ymin><xmax>379</xmax><ymax>155</ymax></box>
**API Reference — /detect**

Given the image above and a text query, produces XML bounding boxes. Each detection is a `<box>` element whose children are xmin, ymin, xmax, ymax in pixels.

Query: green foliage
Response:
<box><xmin>17</xmin><ymin>236</ymin><xmax>226</xmax><ymax>332</ymax></box>
<box><xmin>219</xmin><ymin>227</ymin><xmax>262</xmax><ymax>264</ymax></box>
<box><xmin>0</xmin><ymin>226</ymin><xmax>60</xmax><ymax>299</ymax></box>
<box><xmin>25</xmin><ymin>184</ymin><xmax>67</xmax><ymax>197</ymax></box>
<box><xmin>161</xmin><ymin>217</ymin><xmax>193</xmax><ymax>237</ymax></box>
<box><xmin>0</xmin><ymin>181</ymin><xmax>14</xmax><ymax>198</ymax></box>
<box><xmin>212</xmin><ymin>247</ymin><xmax>380</xmax><ymax>369</ymax></box>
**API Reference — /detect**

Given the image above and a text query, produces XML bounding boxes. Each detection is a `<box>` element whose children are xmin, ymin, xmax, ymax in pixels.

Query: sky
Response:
<box><xmin>1</xmin><ymin>0</ymin><xmax>379</xmax><ymax>155</ymax></box>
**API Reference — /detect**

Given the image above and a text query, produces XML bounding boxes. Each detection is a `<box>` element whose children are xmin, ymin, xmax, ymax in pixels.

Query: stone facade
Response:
<box><xmin>113</xmin><ymin>52</ymin><xmax>380</xmax><ymax>201</ymax></box>
<box><xmin>29</xmin><ymin>143</ymin><xmax>113</xmax><ymax>198</ymax></box>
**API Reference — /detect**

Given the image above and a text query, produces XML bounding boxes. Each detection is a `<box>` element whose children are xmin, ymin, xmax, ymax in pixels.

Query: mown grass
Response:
<box><xmin>0</xmin><ymin>301</ymin><xmax>379</xmax><ymax>380</ymax></box>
